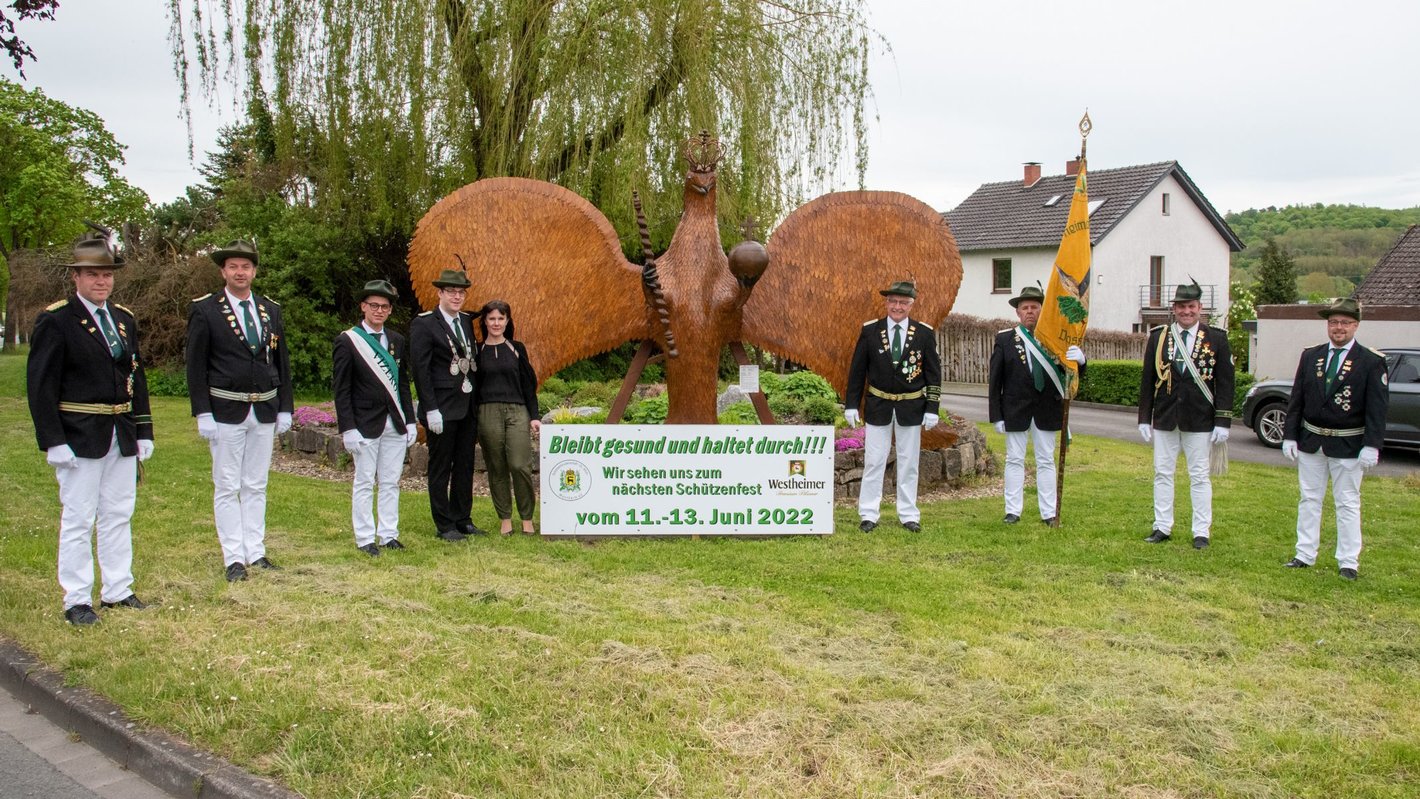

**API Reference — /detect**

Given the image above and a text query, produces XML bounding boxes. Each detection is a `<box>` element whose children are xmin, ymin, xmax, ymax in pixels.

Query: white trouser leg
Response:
<box><xmin>1003</xmin><ymin>430</ymin><xmax>1028</xmax><ymax>516</ymax></box>
<box><xmin>1152</xmin><ymin>428</ymin><xmax>1180</xmax><ymax>534</ymax></box>
<box><xmin>894</xmin><ymin>413</ymin><xmax>922</xmax><ymax>523</ymax></box>
<box><xmin>1180</xmin><ymin>431</ymin><xmax>1212</xmax><ymax>537</ymax></box>
<box><xmin>350</xmin><ymin>433</ymin><xmax>380</xmax><ymax>548</ymax></box>
<box><xmin>1329</xmin><ymin>455</ymin><xmax>1364</xmax><ymax>571</ymax></box>
<box><xmin>1032</xmin><ymin>423</ymin><xmax>1058</xmax><ymax>520</ymax></box>
<box><xmin>94</xmin><ymin>444</ymin><xmax>137</xmax><ymax>603</ymax></box>
<box><xmin>211</xmin><ymin>408</ymin><xmax>274</xmax><ymax>565</ymax></box>
<box><xmin>858</xmin><ymin>423</ymin><xmax>892</xmax><ymax>523</ymax></box>
<box><xmin>374</xmin><ymin>421</ymin><xmax>407</xmax><ymax>544</ymax></box>
<box><xmin>352</xmin><ymin>418</ymin><xmax>407</xmax><ymax>546</ymax></box>
<box><xmin>55</xmin><ymin>434</ymin><xmax>134</xmax><ymax>608</ymax></box>
<box><xmin>1294</xmin><ymin>449</ymin><xmax>1328</xmax><ymax>565</ymax></box>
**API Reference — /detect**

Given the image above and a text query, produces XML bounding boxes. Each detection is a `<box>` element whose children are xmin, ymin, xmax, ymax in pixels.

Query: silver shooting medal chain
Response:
<box><xmin>447</xmin><ymin>317</ymin><xmax>474</xmax><ymax>392</ymax></box>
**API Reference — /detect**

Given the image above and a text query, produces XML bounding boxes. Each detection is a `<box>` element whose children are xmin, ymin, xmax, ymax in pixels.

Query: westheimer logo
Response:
<box><xmin>551</xmin><ymin>460</ymin><xmax>591</xmax><ymax>501</ymax></box>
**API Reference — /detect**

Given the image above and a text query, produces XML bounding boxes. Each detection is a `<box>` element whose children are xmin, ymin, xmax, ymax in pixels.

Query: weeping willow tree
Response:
<box><xmin>166</xmin><ymin>0</ymin><xmax>875</xmax><ymax>252</ymax></box>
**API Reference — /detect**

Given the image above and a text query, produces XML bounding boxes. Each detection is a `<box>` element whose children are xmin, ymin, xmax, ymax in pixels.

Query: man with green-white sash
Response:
<box><xmin>333</xmin><ymin>280</ymin><xmax>418</xmax><ymax>555</ymax></box>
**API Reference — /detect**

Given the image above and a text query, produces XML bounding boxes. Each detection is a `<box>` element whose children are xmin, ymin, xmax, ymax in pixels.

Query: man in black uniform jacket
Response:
<box><xmin>334</xmin><ymin>280</ymin><xmax>418</xmax><ymax>556</ymax></box>
<box><xmin>409</xmin><ymin>269</ymin><xmax>486</xmax><ymax>540</ymax></box>
<box><xmin>1137</xmin><ymin>281</ymin><xmax>1234</xmax><ymax>549</ymax></box>
<box><xmin>1280</xmin><ymin>297</ymin><xmax>1388</xmax><ymax>580</ymax></box>
<box><xmin>988</xmin><ymin>285</ymin><xmax>1087</xmax><ymax>525</ymax></box>
<box><xmin>844</xmin><ymin>280</ymin><xmax>942</xmax><ymax>533</ymax></box>
<box><xmin>186</xmin><ymin>240</ymin><xmax>293</xmax><ymax>582</ymax></box>
<box><xmin>27</xmin><ymin>235</ymin><xmax>154</xmax><ymax>625</ymax></box>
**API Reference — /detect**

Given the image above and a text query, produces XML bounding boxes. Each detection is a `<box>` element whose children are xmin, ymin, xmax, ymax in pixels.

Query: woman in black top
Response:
<box><xmin>474</xmin><ymin>300</ymin><xmax>540</xmax><ymax>535</ymax></box>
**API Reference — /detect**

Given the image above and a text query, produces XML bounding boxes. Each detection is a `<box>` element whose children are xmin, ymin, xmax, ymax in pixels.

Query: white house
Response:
<box><xmin>944</xmin><ymin>160</ymin><xmax>1244</xmax><ymax>332</ymax></box>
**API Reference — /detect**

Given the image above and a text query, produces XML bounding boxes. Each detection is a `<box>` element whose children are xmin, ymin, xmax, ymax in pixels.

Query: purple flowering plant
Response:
<box><xmin>292</xmin><ymin>404</ymin><xmax>337</xmax><ymax>428</ymax></box>
<box><xmin>834</xmin><ymin>425</ymin><xmax>866</xmax><ymax>451</ymax></box>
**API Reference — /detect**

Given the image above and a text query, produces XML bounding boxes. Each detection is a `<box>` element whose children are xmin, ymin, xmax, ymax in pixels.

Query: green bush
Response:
<box><xmin>778</xmin><ymin>370</ymin><xmax>838</xmax><ymax>403</ymax></box>
<box><xmin>546</xmin><ymin>407</ymin><xmax>609</xmax><ymax>424</ymax></box>
<box><xmin>570</xmin><ymin>380</ymin><xmax>617</xmax><ymax>408</ymax></box>
<box><xmin>1233</xmin><ymin>372</ymin><xmax>1257</xmax><ymax>416</ymax></box>
<box><xmin>802</xmin><ymin>395</ymin><xmax>839</xmax><ymax>424</ymax></box>
<box><xmin>1076</xmin><ymin>360</ymin><xmax>1141</xmax><ymax>406</ymax></box>
<box><xmin>718</xmin><ymin>402</ymin><xmax>759</xmax><ymax>425</ymax></box>
<box><xmin>758</xmin><ymin>370</ymin><xmax>783</xmax><ymax>395</ymax></box>
<box><xmin>626</xmin><ymin>393</ymin><xmax>669</xmax><ymax>424</ymax></box>
<box><xmin>767</xmin><ymin>393</ymin><xmax>804</xmax><ymax>419</ymax></box>
<box><xmin>540</xmin><ymin>375</ymin><xmax>570</xmax><ymax>402</ymax></box>
<box><xmin>537</xmin><ymin>392</ymin><xmax>557</xmax><ymax>417</ymax></box>
<box><xmin>146</xmin><ymin>368</ymin><xmax>189</xmax><ymax>397</ymax></box>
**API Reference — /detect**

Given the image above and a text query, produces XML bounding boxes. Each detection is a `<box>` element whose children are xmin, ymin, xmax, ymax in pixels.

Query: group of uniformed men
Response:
<box><xmin>26</xmin><ymin>236</ymin><xmax>1392</xmax><ymax>625</ymax></box>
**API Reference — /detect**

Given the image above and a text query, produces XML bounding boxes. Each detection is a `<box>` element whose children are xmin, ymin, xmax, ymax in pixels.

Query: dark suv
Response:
<box><xmin>1242</xmin><ymin>347</ymin><xmax>1420</xmax><ymax>449</ymax></box>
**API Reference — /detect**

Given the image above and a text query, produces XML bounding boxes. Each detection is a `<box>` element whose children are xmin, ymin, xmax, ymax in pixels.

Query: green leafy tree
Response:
<box><xmin>0</xmin><ymin>77</ymin><xmax>147</xmax><ymax>350</ymax></box>
<box><xmin>1225</xmin><ymin>281</ymin><xmax>1254</xmax><ymax>372</ymax></box>
<box><xmin>1252</xmin><ymin>237</ymin><xmax>1298</xmax><ymax>306</ymax></box>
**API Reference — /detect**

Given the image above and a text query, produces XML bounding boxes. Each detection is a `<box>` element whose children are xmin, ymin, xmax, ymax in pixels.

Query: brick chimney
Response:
<box><xmin>1023</xmin><ymin>162</ymin><xmax>1041</xmax><ymax>187</ymax></box>
<box><xmin>1065</xmin><ymin>158</ymin><xmax>1081</xmax><ymax>177</ymax></box>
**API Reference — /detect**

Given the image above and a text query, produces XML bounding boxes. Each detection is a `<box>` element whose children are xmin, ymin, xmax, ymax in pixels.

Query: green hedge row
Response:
<box><xmin>1076</xmin><ymin>360</ymin><xmax>1256</xmax><ymax>416</ymax></box>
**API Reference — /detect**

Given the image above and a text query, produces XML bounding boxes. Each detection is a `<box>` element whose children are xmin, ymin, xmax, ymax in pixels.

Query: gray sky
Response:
<box><xmin>14</xmin><ymin>0</ymin><xmax>1420</xmax><ymax>215</ymax></box>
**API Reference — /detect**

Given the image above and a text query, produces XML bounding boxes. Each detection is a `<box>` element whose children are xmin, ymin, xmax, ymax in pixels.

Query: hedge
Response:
<box><xmin>1076</xmin><ymin>360</ymin><xmax>1256</xmax><ymax>416</ymax></box>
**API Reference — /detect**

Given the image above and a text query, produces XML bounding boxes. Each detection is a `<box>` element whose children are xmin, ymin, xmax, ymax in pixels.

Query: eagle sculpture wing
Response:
<box><xmin>407</xmin><ymin>178</ymin><xmax>650</xmax><ymax>383</ymax></box>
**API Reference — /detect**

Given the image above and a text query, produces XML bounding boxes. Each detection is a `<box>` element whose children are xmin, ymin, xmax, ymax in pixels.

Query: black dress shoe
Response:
<box><xmin>64</xmin><ymin>604</ymin><xmax>99</xmax><ymax>626</ymax></box>
<box><xmin>1144</xmin><ymin>530</ymin><xmax>1171</xmax><ymax>543</ymax></box>
<box><xmin>381</xmin><ymin>539</ymin><xmax>406</xmax><ymax>550</ymax></box>
<box><xmin>250</xmin><ymin>556</ymin><xmax>281</xmax><ymax>571</ymax></box>
<box><xmin>1339</xmin><ymin>567</ymin><xmax>1358</xmax><ymax>581</ymax></box>
<box><xmin>100</xmin><ymin>594</ymin><xmax>148</xmax><ymax>610</ymax></box>
<box><xmin>436</xmin><ymin>529</ymin><xmax>468</xmax><ymax>542</ymax></box>
<box><xmin>458</xmin><ymin>522</ymin><xmax>488</xmax><ymax>536</ymax></box>
<box><xmin>225</xmin><ymin>562</ymin><xmax>248</xmax><ymax>582</ymax></box>
<box><xmin>1003</xmin><ymin>514</ymin><xmax>1020</xmax><ymax>524</ymax></box>
<box><xmin>1192</xmin><ymin>536</ymin><xmax>1210</xmax><ymax>550</ymax></box>
<box><xmin>358</xmin><ymin>543</ymin><xmax>381</xmax><ymax>557</ymax></box>
<box><xmin>903</xmin><ymin>521</ymin><xmax>921</xmax><ymax>533</ymax></box>
<box><xmin>859</xmin><ymin>519</ymin><xmax>877</xmax><ymax>533</ymax></box>
<box><xmin>1041</xmin><ymin>517</ymin><xmax>1057</xmax><ymax>527</ymax></box>
<box><xmin>1283</xmin><ymin>557</ymin><xmax>1311</xmax><ymax>569</ymax></box>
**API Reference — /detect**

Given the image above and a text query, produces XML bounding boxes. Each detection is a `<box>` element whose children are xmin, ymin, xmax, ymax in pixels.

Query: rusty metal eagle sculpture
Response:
<box><xmin>407</xmin><ymin>131</ymin><xmax>963</xmax><ymax>440</ymax></box>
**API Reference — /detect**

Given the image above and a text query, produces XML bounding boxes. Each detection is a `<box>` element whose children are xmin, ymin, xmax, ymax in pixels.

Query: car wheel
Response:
<box><xmin>1253</xmin><ymin>401</ymin><xmax>1287</xmax><ymax>448</ymax></box>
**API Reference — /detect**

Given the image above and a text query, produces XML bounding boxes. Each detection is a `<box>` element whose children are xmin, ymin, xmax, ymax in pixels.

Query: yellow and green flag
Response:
<box><xmin>1036</xmin><ymin>158</ymin><xmax>1092</xmax><ymax>399</ymax></box>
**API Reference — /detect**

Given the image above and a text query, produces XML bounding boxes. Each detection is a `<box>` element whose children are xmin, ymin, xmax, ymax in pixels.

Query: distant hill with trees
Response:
<box><xmin>1227</xmin><ymin>204</ymin><xmax>1420</xmax><ymax>300</ymax></box>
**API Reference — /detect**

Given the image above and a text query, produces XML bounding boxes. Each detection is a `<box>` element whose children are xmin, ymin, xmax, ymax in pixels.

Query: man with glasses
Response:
<box><xmin>1281</xmin><ymin>298</ymin><xmax>1388</xmax><ymax>580</ymax></box>
<box><xmin>843</xmin><ymin>280</ymin><xmax>942</xmax><ymax>533</ymax></box>
<box><xmin>187</xmin><ymin>240</ymin><xmax>293</xmax><ymax>582</ymax></box>
<box><xmin>334</xmin><ymin>280</ymin><xmax>418</xmax><ymax>556</ymax></box>
<box><xmin>409</xmin><ymin>269</ymin><xmax>485</xmax><ymax>541</ymax></box>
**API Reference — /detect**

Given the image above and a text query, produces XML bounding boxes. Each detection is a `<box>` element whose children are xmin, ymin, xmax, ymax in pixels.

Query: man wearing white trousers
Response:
<box><xmin>186</xmin><ymin>240</ymin><xmax>293</xmax><ymax>582</ymax></box>
<box><xmin>988</xmin><ymin>285</ymin><xmax>1086</xmax><ymax>525</ymax></box>
<box><xmin>27</xmin><ymin>234</ymin><xmax>154</xmax><ymax>625</ymax></box>
<box><xmin>1281</xmin><ymin>298</ymin><xmax>1388</xmax><ymax>580</ymax></box>
<box><xmin>1137</xmin><ymin>281</ymin><xmax>1234</xmax><ymax>549</ymax></box>
<box><xmin>844</xmin><ymin>280</ymin><xmax>942</xmax><ymax>533</ymax></box>
<box><xmin>333</xmin><ymin>280</ymin><xmax>418</xmax><ymax>556</ymax></box>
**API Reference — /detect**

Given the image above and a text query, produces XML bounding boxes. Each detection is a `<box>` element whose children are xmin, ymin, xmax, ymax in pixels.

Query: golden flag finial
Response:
<box><xmin>1078</xmin><ymin>110</ymin><xmax>1092</xmax><ymax>160</ymax></box>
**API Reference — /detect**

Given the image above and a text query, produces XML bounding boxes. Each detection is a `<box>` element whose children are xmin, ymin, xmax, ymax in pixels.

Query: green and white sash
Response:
<box><xmin>345</xmin><ymin>327</ymin><xmax>404</xmax><ymax>425</ymax></box>
<box><xmin>1017</xmin><ymin>326</ymin><xmax>1065</xmax><ymax>398</ymax></box>
<box><xmin>1169</xmin><ymin>325</ymin><xmax>1213</xmax><ymax>405</ymax></box>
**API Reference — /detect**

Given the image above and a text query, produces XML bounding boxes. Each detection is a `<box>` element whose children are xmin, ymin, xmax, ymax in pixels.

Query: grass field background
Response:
<box><xmin>1</xmin><ymin>351</ymin><xmax>1418</xmax><ymax>798</ymax></box>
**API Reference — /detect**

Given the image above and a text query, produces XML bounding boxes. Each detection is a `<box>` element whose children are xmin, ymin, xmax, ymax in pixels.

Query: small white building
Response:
<box><xmin>944</xmin><ymin>160</ymin><xmax>1244</xmax><ymax>332</ymax></box>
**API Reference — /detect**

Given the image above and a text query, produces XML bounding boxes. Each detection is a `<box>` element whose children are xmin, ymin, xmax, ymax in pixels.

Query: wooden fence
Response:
<box><xmin>938</xmin><ymin>314</ymin><xmax>1146</xmax><ymax>384</ymax></box>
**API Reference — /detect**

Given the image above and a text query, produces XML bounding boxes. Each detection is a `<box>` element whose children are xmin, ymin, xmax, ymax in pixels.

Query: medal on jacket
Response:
<box><xmin>445</xmin><ymin>328</ymin><xmax>474</xmax><ymax>390</ymax></box>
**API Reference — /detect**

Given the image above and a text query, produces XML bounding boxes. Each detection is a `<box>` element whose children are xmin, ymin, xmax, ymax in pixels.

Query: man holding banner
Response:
<box><xmin>989</xmin><ymin>285</ymin><xmax>1086</xmax><ymax>525</ymax></box>
<box><xmin>333</xmin><ymin>280</ymin><xmax>418</xmax><ymax>556</ymax></box>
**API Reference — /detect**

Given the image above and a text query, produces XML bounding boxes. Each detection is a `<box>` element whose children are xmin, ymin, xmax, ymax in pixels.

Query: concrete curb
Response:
<box><xmin>0</xmin><ymin>639</ymin><xmax>301</xmax><ymax>799</ymax></box>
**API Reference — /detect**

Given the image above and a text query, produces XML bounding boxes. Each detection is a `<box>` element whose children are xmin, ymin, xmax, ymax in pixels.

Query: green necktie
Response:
<box><xmin>891</xmin><ymin>324</ymin><xmax>902</xmax><ymax>363</ymax></box>
<box><xmin>1030</xmin><ymin>351</ymin><xmax>1046</xmax><ymax>391</ymax></box>
<box><xmin>451</xmin><ymin>315</ymin><xmax>468</xmax><ymax>352</ymax></box>
<box><xmin>1325</xmin><ymin>347</ymin><xmax>1343</xmax><ymax>390</ymax></box>
<box><xmin>95</xmin><ymin>308</ymin><xmax>123</xmax><ymax>358</ymax></box>
<box><xmin>240</xmin><ymin>300</ymin><xmax>260</xmax><ymax>350</ymax></box>
<box><xmin>1175</xmin><ymin>329</ymin><xmax>1190</xmax><ymax>374</ymax></box>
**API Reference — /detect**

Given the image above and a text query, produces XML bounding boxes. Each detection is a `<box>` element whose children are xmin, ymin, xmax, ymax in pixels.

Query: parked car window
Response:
<box><xmin>1392</xmin><ymin>355</ymin><xmax>1420</xmax><ymax>385</ymax></box>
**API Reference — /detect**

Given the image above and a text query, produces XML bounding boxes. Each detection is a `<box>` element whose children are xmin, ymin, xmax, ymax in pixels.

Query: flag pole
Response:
<box><xmin>1051</xmin><ymin>112</ymin><xmax>1091</xmax><ymax>528</ymax></box>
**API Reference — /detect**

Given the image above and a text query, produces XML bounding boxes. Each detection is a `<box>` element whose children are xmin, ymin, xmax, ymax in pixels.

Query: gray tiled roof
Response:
<box><xmin>944</xmin><ymin>161</ymin><xmax>1244</xmax><ymax>253</ymax></box>
<box><xmin>1355</xmin><ymin>225</ymin><xmax>1420</xmax><ymax>305</ymax></box>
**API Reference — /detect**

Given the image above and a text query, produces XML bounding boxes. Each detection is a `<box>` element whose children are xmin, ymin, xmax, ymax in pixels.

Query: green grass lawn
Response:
<box><xmin>2</xmin><ymin>350</ymin><xmax>1418</xmax><ymax>798</ymax></box>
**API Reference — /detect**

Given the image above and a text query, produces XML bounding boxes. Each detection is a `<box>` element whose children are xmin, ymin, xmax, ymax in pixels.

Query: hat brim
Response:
<box><xmin>432</xmin><ymin>280</ymin><xmax>472</xmax><ymax>289</ymax></box>
<box><xmin>66</xmin><ymin>258</ymin><xmax>126</xmax><ymax>270</ymax></box>
<box><xmin>360</xmin><ymin>288</ymin><xmax>399</xmax><ymax>303</ymax></box>
<box><xmin>1319</xmin><ymin>308</ymin><xmax>1360</xmax><ymax>321</ymax></box>
<box><xmin>879</xmin><ymin>289</ymin><xmax>916</xmax><ymax>298</ymax></box>
<box><xmin>1009</xmin><ymin>295</ymin><xmax>1043</xmax><ymax>308</ymax></box>
<box><xmin>212</xmin><ymin>249</ymin><xmax>258</xmax><ymax>267</ymax></box>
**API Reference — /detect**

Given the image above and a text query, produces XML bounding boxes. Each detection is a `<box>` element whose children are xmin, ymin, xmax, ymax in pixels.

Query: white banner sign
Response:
<box><xmin>540</xmin><ymin>424</ymin><xmax>835</xmax><ymax>536</ymax></box>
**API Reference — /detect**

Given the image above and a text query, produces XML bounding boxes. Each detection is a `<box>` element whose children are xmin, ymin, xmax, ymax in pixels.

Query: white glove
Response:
<box><xmin>196</xmin><ymin>413</ymin><xmax>218</xmax><ymax>441</ymax></box>
<box><xmin>923</xmin><ymin>413</ymin><xmax>939</xmax><ymax>431</ymax></box>
<box><xmin>342</xmin><ymin>429</ymin><xmax>367</xmax><ymax>451</ymax></box>
<box><xmin>426</xmin><ymin>409</ymin><xmax>444</xmax><ymax>435</ymax></box>
<box><xmin>1138</xmin><ymin>423</ymin><xmax>1153</xmax><ymax>443</ymax></box>
<box><xmin>276</xmin><ymin>412</ymin><xmax>292</xmax><ymax>435</ymax></box>
<box><xmin>137</xmin><ymin>440</ymin><xmax>154</xmax><ymax>461</ymax></box>
<box><xmin>843</xmin><ymin>409</ymin><xmax>860</xmax><ymax>428</ymax></box>
<box><xmin>1358</xmin><ymin>446</ymin><xmax>1379</xmax><ymax>469</ymax></box>
<box><xmin>405</xmin><ymin>424</ymin><xmax>418</xmax><ymax>447</ymax></box>
<box><xmin>1066</xmin><ymin>345</ymin><xmax>1086</xmax><ymax>364</ymax></box>
<box><xmin>993</xmin><ymin>420</ymin><xmax>1005</xmax><ymax>434</ymax></box>
<box><xmin>1210</xmin><ymin>427</ymin><xmax>1230</xmax><ymax>444</ymax></box>
<box><xmin>46</xmin><ymin>444</ymin><xmax>78</xmax><ymax>469</ymax></box>
<box><xmin>1282</xmin><ymin>440</ymin><xmax>1298</xmax><ymax>461</ymax></box>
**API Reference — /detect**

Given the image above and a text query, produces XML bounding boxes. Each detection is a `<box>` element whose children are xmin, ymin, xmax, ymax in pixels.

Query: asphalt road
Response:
<box><xmin>941</xmin><ymin>393</ymin><xmax>1420</xmax><ymax>478</ymax></box>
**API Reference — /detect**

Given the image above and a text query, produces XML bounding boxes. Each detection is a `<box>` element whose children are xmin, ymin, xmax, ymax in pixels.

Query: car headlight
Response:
<box><xmin>1245</xmin><ymin>385</ymin><xmax>1258</xmax><ymax>398</ymax></box>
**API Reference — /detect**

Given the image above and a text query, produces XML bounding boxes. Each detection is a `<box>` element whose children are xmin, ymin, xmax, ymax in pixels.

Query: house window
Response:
<box><xmin>1162</xmin><ymin>192</ymin><xmax>1171</xmax><ymax>215</ymax></box>
<box><xmin>1149</xmin><ymin>256</ymin><xmax>1165</xmax><ymax>306</ymax></box>
<box><xmin>992</xmin><ymin>259</ymin><xmax>1012</xmax><ymax>293</ymax></box>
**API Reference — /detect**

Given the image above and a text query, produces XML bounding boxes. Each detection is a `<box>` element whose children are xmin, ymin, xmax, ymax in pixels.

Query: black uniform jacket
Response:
<box><xmin>988</xmin><ymin>327</ymin><xmax>1085</xmax><ymax>432</ymax></box>
<box><xmin>333</xmin><ymin>327</ymin><xmax>416</xmax><ymax>438</ymax></box>
<box><xmin>1283</xmin><ymin>341</ymin><xmax>1388</xmax><ymax>458</ymax></box>
<box><xmin>409</xmin><ymin>310</ymin><xmax>478</xmax><ymax>424</ymax></box>
<box><xmin>186</xmin><ymin>292</ymin><xmax>293</xmax><ymax>423</ymax></box>
<box><xmin>27</xmin><ymin>295</ymin><xmax>153</xmax><ymax>458</ymax></box>
<box><xmin>845</xmin><ymin>317</ymin><xmax>942</xmax><ymax>427</ymax></box>
<box><xmin>1138</xmin><ymin>324</ymin><xmax>1235</xmax><ymax>433</ymax></box>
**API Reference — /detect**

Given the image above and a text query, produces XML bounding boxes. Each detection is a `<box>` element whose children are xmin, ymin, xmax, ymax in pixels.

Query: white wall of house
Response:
<box><xmin>1253</xmin><ymin>316</ymin><xmax>1420</xmax><ymax>381</ymax></box>
<box><xmin>952</xmin><ymin>247</ymin><xmax>1056</xmax><ymax>319</ymax></box>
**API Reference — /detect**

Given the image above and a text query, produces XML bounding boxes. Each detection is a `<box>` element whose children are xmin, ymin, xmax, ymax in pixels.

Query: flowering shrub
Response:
<box><xmin>292</xmin><ymin>404</ymin><xmax>337</xmax><ymax>428</ymax></box>
<box><xmin>834</xmin><ymin>425</ymin><xmax>866</xmax><ymax>451</ymax></box>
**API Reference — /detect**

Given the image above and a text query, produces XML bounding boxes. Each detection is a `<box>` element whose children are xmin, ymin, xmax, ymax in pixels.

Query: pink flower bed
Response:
<box><xmin>292</xmin><ymin>404</ymin><xmax>337</xmax><ymax>428</ymax></box>
<box><xmin>834</xmin><ymin>425</ymin><xmax>866</xmax><ymax>451</ymax></box>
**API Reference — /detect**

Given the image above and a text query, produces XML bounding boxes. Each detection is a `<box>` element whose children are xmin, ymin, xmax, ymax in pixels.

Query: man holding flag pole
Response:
<box><xmin>1031</xmin><ymin>112</ymin><xmax>1096</xmax><ymax>527</ymax></box>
